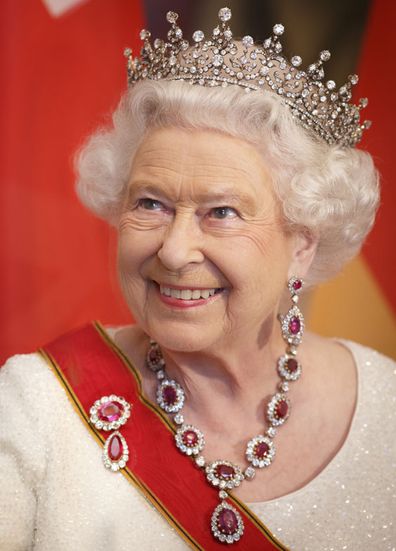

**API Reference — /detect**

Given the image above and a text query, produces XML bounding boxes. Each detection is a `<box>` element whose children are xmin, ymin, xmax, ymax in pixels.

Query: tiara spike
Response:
<box><xmin>166</xmin><ymin>11</ymin><xmax>178</xmax><ymax>24</ymax></box>
<box><xmin>273</xmin><ymin>23</ymin><xmax>285</xmax><ymax>36</ymax></box>
<box><xmin>218</xmin><ymin>7</ymin><xmax>232</xmax><ymax>22</ymax></box>
<box><xmin>125</xmin><ymin>7</ymin><xmax>370</xmax><ymax>147</ymax></box>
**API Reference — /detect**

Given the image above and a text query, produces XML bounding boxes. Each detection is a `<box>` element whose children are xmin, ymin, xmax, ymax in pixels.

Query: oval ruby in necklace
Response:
<box><xmin>175</xmin><ymin>424</ymin><xmax>204</xmax><ymax>456</ymax></box>
<box><xmin>157</xmin><ymin>380</ymin><xmax>185</xmax><ymax>413</ymax></box>
<box><xmin>215</xmin><ymin>464</ymin><xmax>236</xmax><ymax>480</ymax></box>
<box><xmin>275</xmin><ymin>399</ymin><xmax>289</xmax><ymax>419</ymax></box>
<box><xmin>254</xmin><ymin>441</ymin><xmax>270</xmax><ymax>459</ymax></box>
<box><xmin>206</xmin><ymin>461</ymin><xmax>244</xmax><ymax>490</ymax></box>
<box><xmin>246</xmin><ymin>435</ymin><xmax>275</xmax><ymax>468</ymax></box>
<box><xmin>182</xmin><ymin>430</ymin><xmax>198</xmax><ymax>447</ymax></box>
<box><xmin>267</xmin><ymin>393</ymin><xmax>291</xmax><ymax>426</ymax></box>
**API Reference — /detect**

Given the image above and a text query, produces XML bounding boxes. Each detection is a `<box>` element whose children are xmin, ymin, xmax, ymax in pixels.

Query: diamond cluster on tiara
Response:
<box><xmin>124</xmin><ymin>7</ymin><xmax>371</xmax><ymax>147</ymax></box>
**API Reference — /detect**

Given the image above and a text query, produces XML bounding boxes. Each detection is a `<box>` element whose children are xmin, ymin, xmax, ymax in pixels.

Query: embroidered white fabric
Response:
<box><xmin>0</xmin><ymin>335</ymin><xmax>395</xmax><ymax>550</ymax></box>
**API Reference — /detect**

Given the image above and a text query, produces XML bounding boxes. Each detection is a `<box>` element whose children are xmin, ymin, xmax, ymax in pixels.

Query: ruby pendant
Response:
<box><xmin>211</xmin><ymin>501</ymin><xmax>244</xmax><ymax>543</ymax></box>
<box><xmin>102</xmin><ymin>431</ymin><xmax>129</xmax><ymax>471</ymax></box>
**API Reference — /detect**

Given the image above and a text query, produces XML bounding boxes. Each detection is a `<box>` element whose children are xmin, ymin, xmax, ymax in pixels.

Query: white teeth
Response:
<box><xmin>159</xmin><ymin>285</ymin><xmax>220</xmax><ymax>300</ymax></box>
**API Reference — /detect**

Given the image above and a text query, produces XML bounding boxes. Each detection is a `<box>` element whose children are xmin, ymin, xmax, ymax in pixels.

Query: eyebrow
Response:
<box><xmin>127</xmin><ymin>181</ymin><xmax>257</xmax><ymax>210</ymax></box>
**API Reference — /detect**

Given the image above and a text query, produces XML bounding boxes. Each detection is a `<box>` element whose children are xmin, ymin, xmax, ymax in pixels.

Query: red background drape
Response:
<box><xmin>1</xmin><ymin>0</ymin><xmax>144</xmax><ymax>362</ymax></box>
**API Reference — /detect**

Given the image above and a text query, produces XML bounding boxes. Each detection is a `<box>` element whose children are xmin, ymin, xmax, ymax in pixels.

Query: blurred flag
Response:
<box><xmin>310</xmin><ymin>0</ymin><xmax>396</xmax><ymax>358</ymax></box>
<box><xmin>0</xmin><ymin>0</ymin><xmax>144</xmax><ymax>363</ymax></box>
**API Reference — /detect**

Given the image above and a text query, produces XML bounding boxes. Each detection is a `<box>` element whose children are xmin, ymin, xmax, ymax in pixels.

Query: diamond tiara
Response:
<box><xmin>124</xmin><ymin>7</ymin><xmax>371</xmax><ymax>147</ymax></box>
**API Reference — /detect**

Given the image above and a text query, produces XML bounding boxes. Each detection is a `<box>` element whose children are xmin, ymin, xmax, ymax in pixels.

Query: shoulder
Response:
<box><xmin>0</xmin><ymin>352</ymin><xmax>73</xmax><ymax>434</ymax></box>
<box><xmin>304</xmin><ymin>331</ymin><xmax>395</xmax><ymax>379</ymax></box>
<box><xmin>338</xmin><ymin>339</ymin><xmax>396</xmax><ymax>389</ymax></box>
<box><xmin>2</xmin><ymin>350</ymin><xmax>52</xmax><ymax>379</ymax></box>
<box><xmin>337</xmin><ymin>341</ymin><xmax>396</xmax><ymax>426</ymax></box>
<box><xmin>1</xmin><ymin>351</ymin><xmax>61</xmax><ymax>395</ymax></box>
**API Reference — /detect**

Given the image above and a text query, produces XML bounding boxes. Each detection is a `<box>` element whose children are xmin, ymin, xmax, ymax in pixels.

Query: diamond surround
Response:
<box><xmin>246</xmin><ymin>435</ymin><xmax>276</xmax><ymax>468</ymax></box>
<box><xmin>103</xmin><ymin>431</ymin><xmax>129</xmax><ymax>471</ymax></box>
<box><xmin>206</xmin><ymin>460</ymin><xmax>244</xmax><ymax>490</ymax></box>
<box><xmin>89</xmin><ymin>395</ymin><xmax>131</xmax><ymax>431</ymax></box>
<box><xmin>175</xmin><ymin>424</ymin><xmax>205</xmax><ymax>456</ymax></box>
<box><xmin>157</xmin><ymin>379</ymin><xmax>185</xmax><ymax>413</ymax></box>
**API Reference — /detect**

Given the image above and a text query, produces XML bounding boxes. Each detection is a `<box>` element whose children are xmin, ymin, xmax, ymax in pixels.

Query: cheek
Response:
<box><xmin>117</xmin><ymin>217</ymin><xmax>162</xmax><ymax>271</ymax></box>
<box><xmin>215</xmin><ymin>224</ymin><xmax>291</xmax><ymax>284</ymax></box>
<box><xmin>117</xmin><ymin>227</ymin><xmax>156</xmax><ymax>302</ymax></box>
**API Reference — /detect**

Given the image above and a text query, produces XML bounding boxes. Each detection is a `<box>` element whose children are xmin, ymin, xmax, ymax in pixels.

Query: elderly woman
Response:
<box><xmin>1</xmin><ymin>7</ymin><xmax>395</xmax><ymax>551</ymax></box>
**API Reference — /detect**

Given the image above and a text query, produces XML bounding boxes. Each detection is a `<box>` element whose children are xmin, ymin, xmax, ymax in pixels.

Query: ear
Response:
<box><xmin>288</xmin><ymin>231</ymin><xmax>318</xmax><ymax>280</ymax></box>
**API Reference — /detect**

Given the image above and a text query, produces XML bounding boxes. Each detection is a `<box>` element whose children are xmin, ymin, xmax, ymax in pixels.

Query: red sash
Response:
<box><xmin>39</xmin><ymin>322</ymin><xmax>288</xmax><ymax>550</ymax></box>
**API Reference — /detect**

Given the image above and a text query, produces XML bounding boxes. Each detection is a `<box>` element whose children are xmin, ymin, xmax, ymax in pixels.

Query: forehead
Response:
<box><xmin>129</xmin><ymin>127</ymin><xmax>275</xmax><ymax>203</ymax></box>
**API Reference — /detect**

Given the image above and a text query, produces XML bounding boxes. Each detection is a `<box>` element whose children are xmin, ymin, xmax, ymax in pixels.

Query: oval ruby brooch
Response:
<box><xmin>211</xmin><ymin>502</ymin><xmax>244</xmax><ymax>544</ymax></box>
<box><xmin>89</xmin><ymin>395</ymin><xmax>131</xmax><ymax>431</ymax></box>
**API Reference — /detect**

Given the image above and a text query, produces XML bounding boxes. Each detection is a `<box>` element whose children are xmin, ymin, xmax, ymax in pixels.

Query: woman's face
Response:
<box><xmin>118</xmin><ymin>127</ymin><xmax>298</xmax><ymax>352</ymax></box>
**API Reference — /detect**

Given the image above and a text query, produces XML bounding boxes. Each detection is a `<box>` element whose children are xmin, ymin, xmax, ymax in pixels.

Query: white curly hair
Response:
<box><xmin>75</xmin><ymin>80</ymin><xmax>379</xmax><ymax>286</ymax></box>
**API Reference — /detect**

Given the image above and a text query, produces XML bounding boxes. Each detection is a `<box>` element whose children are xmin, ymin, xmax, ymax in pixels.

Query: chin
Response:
<box><xmin>145</xmin><ymin>320</ymin><xmax>217</xmax><ymax>353</ymax></box>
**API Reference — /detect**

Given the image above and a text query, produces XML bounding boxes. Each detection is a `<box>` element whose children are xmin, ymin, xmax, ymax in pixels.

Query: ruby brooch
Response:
<box><xmin>146</xmin><ymin>277</ymin><xmax>305</xmax><ymax>544</ymax></box>
<box><xmin>89</xmin><ymin>395</ymin><xmax>132</xmax><ymax>471</ymax></box>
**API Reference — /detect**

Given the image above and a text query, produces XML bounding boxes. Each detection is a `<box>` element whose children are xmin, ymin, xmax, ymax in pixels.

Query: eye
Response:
<box><xmin>210</xmin><ymin>206</ymin><xmax>239</xmax><ymax>219</ymax></box>
<box><xmin>137</xmin><ymin>198</ymin><xmax>165</xmax><ymax>211</ymax></box>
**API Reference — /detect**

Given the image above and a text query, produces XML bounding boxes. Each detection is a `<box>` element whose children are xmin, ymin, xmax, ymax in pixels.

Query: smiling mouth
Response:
<box><xmin>153</xmin><ymin>281</ymin><xmax>224</xmax><ymax>301</ymax></box>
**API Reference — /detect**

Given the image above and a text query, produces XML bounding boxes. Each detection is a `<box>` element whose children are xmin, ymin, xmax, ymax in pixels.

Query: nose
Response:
<box><xmin>157</xmin><ymin>211</ymin><xmax>204</xmax><ymax>271</ymax></box>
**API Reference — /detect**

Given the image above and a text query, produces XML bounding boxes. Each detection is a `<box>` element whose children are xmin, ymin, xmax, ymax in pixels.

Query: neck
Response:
<box><xmin>158</xmin><ymin>321</ymin><xmax>286</xmax><ymax>430</ymax></box>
